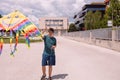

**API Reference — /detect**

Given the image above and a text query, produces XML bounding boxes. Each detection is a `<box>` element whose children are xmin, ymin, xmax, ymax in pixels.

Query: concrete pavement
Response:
<box><xmin>0</xmin><ymin>37</ymin><xmax>120</xmax><ymax>80</ymax></box>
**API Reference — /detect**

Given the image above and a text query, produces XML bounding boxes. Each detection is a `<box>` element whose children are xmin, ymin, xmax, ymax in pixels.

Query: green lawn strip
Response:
<box><xmin>2</xmin><ymin>37</ymin><xmax>42</xmax><ymax>44</ymax></box>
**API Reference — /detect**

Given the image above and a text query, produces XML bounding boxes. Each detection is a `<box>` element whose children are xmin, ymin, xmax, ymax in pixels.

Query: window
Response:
<box><xmin>45</xmin><ymin>19</ymin><xmax>63</xmax><ymax>27</ymax></box>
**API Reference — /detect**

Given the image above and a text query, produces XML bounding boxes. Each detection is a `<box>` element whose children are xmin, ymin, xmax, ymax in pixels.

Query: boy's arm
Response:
<box><xmin>41</xmin><ymin>27</ymin><xmax>47</xmax><ymax>39</ymax></box>
<box><xmin>54</xmin><ymin>38</ymin><xmax>57</xmax><ymax>46</ymax></box>
<box><xmin>51</xmin><ymin>38</ymin><xmax>57</xmax><ymax>49</ymax></box>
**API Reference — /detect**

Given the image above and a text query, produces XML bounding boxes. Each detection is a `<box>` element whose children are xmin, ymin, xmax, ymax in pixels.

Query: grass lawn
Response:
<box><xmin>2</xmin><ymin>37</ymin><xmax>42</xmax><ymax>43</ymax></box>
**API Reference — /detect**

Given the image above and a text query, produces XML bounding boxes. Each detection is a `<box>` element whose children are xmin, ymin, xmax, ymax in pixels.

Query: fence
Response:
<box><xmin>62</xmin><ymin>27</ymin><xmax>120</xmax><ymax>52</ymax></box>
<box><xmin>63</xmin><ymin>27</ymin><xmax>120</xmax><ymax>41</ymax></box>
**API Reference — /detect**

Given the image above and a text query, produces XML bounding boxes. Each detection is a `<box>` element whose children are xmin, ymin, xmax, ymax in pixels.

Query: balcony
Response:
<box><xmin>73</xmin><ymin>15</ymin><xmax>77</xmax><ymax>19</ymax></box>
<box><xmin>75</xmin><ymin>21</ymin><xmax>80</xmax><ymax>25</ymax></box>
<box><xmin>87</xmin><ymin>8</ymin><xmax>105</xmax><ymax>11</ymax></box>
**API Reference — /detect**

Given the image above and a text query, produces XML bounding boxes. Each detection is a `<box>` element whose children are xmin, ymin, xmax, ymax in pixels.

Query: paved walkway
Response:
<box><xmin>0</xmin><ymin>37</ymin><xmax>120</xmax><ymax>80</ymax></box>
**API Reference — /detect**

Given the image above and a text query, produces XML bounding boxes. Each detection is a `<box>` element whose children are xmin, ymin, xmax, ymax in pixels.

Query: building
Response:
<box><xmin>105</xmin><ymin>0</ymin><xmax>110</xmax><ymax>5</ymax></box>
<box><xmin>104</xmin><ymin>0</ymin><xmax>110</xmax><ymax>9</ymax></box>
<box><xmin>74</xmin><ymin>3</ymin><xmax>106</xmax><ymax>30</ymax></box>
<box><xmin>39</xmin><ymin>17</ymin><xmax>68</xmax><ymax>36</ymax></box>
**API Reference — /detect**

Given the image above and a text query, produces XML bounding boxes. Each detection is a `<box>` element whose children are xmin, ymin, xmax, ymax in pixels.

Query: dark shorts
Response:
<box><xmin>42</xmin><ymin>53</ymin><xmax>56</xmax><ymax>66</ymax></box>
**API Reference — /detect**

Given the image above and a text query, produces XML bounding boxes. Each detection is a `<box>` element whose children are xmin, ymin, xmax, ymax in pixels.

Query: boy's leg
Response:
<box><xmin>48</xmin><ymin>66</ymin><xmax>52</xmax><ymax>77</ymax></box>
<box><xmin>42</xmin><ymin>54</ymin><xmax>48</xmax><ymax>76</ymax></box>
<box><xmin>41</xmin><ymin>66</ymin><xmax>46</xmax><ymax>80</ymax></box>
<box><xmin>42</xmin><ymin>66</ymin><xmax>46</xmax><ymax>76</ymax></box>
<box><xmin>48</xmin><ymin>55</ymin><xmax>55</xmax><ymax>79</ymax></box>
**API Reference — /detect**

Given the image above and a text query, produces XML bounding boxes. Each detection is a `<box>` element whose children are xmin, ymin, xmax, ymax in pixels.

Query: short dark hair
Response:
<box><xmin>48</xmin><ymin>28</ymin><xmax>54</xmax><ymax>33</ymax></box>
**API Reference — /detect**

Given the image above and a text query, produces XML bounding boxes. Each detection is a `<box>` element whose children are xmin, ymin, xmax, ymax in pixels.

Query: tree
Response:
<box><xmin>100</xmin><ymin>13</ymin><xmax>108</xmax><ymax>28</ymax></box>
<box><xmin>0</xmin><ymin>14</ymin><xmax>2</xmax><ymax>18</ymax></box>
<box><xmin>68</xmin><ymin>23</ymin><xmax>77</xmax><ymax>32</ymax></box>
<box><xmin>106</xmin><ymin>0</ymin><xmax>120</xmax><ymax>26</ymax></box>
<box><xmin>93</xmin><ymin>11</ymin><xmax>102</xmax><ymax>29</ymax></box>
<box><xmin>84</xmin><ymin>11</ymin><xmax>93</xmax><ymax>30</ymax></box>
<box><xmin>85</xmin><ymin>11</ymin><xmax>108</xmax><ymax>30</ymax></box>
<box><xmin>84</xmin><ymin>11</ymin><xmax>105</xmax><ymax>30</ymax></box>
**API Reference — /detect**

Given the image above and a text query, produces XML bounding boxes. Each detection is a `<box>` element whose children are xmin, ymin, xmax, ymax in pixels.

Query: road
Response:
<box><xmin>0</xmin><ymin>37</ymin><xmax>120</xmax><ymax>80</ymax></box>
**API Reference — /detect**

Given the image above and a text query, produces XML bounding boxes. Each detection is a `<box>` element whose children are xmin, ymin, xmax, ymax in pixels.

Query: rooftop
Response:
<box><xmin>91</xmin><ymin>2</ymin><xmax>105</xmax><ymax>5</ymax></box>
<box><xmin>104</xmin><ymin>0</ymin><xmax>110</xmax><ymax>3</ymax></box>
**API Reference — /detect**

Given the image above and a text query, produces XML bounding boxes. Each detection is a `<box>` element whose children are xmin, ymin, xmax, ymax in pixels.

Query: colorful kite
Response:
<box><xmin>0</xmin><ymin>10</ymin><xmax>41</xmax><ymax>56</ymax></box>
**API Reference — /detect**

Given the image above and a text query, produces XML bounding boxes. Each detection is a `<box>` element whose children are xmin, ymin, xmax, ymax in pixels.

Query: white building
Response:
<box><xmin>39</xmin><ymin>17</ymin><xmax>69</xmax><ymax>36</ymax></box>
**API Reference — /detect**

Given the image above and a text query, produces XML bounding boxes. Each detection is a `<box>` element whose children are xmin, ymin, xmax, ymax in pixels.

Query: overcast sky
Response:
<box><xmin>0</xmin><ymin>0</ymin><xmax>104</xmax><ymax>25</ymax></box>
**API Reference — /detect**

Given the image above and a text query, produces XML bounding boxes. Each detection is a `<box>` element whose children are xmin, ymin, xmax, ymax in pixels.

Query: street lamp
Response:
<box><xmin>107</xmin><ymin>2</ymin><xmax>113</xmax><ymax>28</ymax></box>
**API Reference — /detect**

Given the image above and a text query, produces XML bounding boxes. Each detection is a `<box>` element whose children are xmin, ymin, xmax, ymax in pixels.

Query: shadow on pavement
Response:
<box><xmin>52</xmin><ymin>74</ymin><xmax>68</xmax><ymax>80</ymax></box>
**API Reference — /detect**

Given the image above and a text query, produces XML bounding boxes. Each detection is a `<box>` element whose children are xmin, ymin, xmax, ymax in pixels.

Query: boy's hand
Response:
<box><xmin>51</xmin><ymin>46</ymin><xmax>56</xmax><ymax>49</ymax></box>
<box><xmin>41</xmin><ymin>27</ymin><xmax>47</xmax><ymax>34</ymax></box>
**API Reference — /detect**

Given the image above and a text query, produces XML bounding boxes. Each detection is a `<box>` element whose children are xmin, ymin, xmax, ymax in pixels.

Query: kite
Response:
<box><xmin>0</xmin><ymin>10</ymin><xmax>41</xmax><ymax>56</ymax></box>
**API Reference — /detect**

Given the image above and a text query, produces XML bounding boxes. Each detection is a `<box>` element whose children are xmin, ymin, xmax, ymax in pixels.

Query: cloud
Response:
<box><xmin>27</xmin><ymin>15</ymin><xmax>39</xmax><ymax>25</ymax></box>
<box><xmin>0</xmin><ymin>0</ymin><xmax>104</xmax><ymax>26</ymax></box>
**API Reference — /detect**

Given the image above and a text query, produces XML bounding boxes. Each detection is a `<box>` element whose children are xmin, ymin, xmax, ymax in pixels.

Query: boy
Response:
<box><xmin>41</xmin><ymin>28</ymin><xmax>57</xmax><ymax>80</ymax></box>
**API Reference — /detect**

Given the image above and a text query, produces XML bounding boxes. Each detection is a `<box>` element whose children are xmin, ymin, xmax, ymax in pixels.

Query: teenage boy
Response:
<box><xmin>41</xmin><ymin>28</ymin><xmax>57</xmax><ymax>80</ymax></box>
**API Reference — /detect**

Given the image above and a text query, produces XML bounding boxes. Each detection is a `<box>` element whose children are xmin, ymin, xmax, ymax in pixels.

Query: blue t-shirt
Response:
<box><xmin>43</xmin><ymin>35</ymin><xmax>56</xmax><ymax>55</ymax></box>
